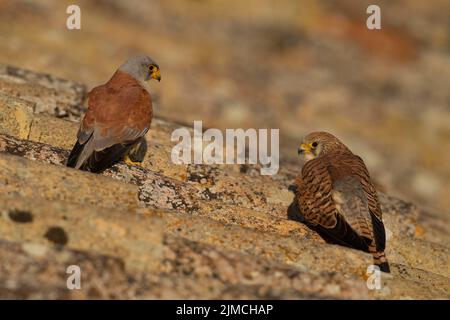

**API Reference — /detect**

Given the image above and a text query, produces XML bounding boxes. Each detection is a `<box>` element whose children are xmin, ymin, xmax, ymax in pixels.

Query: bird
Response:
<box><xmin>66</xmin><ymin>55</ymin><xmax>161</xmax><ymax>172</ymax></box>
<box><xmin>290</xmin><ymin>131</ymin><xmax>390</xmax><ymax>273</ymax></box>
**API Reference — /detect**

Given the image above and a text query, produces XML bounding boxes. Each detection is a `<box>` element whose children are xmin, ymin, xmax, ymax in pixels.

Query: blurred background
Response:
<box><xmin>0</xmin><ymin>0</ymin><xmax>449</xmax><ymax>214</ymax></box>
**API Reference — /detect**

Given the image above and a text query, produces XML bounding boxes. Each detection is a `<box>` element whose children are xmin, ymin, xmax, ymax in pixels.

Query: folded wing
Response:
<box><xmin>67</xmin><ymin>73</ymin><xmax>153</xmax><ymax>172</ymax></box>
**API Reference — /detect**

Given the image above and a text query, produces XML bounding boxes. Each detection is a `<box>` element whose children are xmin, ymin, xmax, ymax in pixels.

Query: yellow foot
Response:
<box><xmin>124</xmin><ymin>154</ymin><xmax>143</xmax><ymax>167</ymax></box>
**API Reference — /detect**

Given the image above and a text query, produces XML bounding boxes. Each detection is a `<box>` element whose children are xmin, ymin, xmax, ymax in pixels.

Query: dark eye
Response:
<box><xmin>149</xmin><ymin>65</ymin><xmax>154</xmax><ymax>71</ymax></box>
<box><xmin>312</xmin><ymin>142</ymin><xmax>318</xmax><ymax>148</ymax></box>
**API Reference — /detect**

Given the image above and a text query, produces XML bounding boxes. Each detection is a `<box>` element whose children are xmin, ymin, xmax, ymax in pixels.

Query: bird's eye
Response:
<box><xmin>312</xmin><ymin>142</ymin><xmax>318</xmax><ymax>148</ymax></box>
<box><xmin>149</xmin><ymin>65</ymin><xmax>154</xmax><ymax>71</ymax></box>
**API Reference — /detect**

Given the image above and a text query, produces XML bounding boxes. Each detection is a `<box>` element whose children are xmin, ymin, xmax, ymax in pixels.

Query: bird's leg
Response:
<box><xmin>123</xmin><ymin>137</ymin><xmax>147</xmax><ymax>167</ymax></box>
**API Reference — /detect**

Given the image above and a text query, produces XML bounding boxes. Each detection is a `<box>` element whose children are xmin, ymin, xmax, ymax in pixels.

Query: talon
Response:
<box><xmin>124</xmin><ymin>154</ymin><xmax>143</xmax><ymax>167</ymax></box>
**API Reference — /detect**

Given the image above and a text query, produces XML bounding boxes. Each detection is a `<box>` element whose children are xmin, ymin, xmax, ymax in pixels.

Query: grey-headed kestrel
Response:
<box><xmin>290</xmin><ymin>132</ymin><xmax>390</xmax><ymax>272</ymax></box>
<box><xmin>67</xmin><ymin>55</ymin><xmax>161</xmax><ymax>172</ymax></box>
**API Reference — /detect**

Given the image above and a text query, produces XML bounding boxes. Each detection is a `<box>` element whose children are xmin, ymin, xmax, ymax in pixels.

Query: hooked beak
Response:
<box><xmin>298</xmin><ymin>143</ymin><xmax>311</xmax><ymax>155</ymax></box>
<box><xmin>151</xmin><ymin>68</ymin><xmax>161</xmax><ymax>82</ymax></box>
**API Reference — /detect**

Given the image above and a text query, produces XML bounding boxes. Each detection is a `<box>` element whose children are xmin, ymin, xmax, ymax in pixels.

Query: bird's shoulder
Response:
<box><xmin>85</xmin><ymin>72</ymin><xmax>153</xmax><ymax>126</ymax></box>
<box><xmin>88</xmin><ymin>78</ymin><xmax>151</xmax><ymax>110</ymax></box>
<box><xmin>301</xmin><ymin>152</ymin><xmax>368</xmax><ymax>181</ymax></box>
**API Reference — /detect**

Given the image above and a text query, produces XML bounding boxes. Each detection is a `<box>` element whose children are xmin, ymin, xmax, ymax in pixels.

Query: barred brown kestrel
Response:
<box><xmin>67</xmin><ymin>55</ymin><xmax>161</xmax><ymax>172</ymax></box>
<box><xmin>291</xmin><ymin>131</ymin><xmax>390</xmax><ymax>272</ymax></box>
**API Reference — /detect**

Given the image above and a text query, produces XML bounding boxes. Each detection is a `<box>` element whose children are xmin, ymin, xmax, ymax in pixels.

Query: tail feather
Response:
<box><xmin>81</xmin><ymin>143</ymin><xmax>132</xmax><ymax>173</ymax></box>
<box><xmin>67</xmin><ymin>139</ymin><xmax>135</xmax><ymax>173</ymax></box>
<box><xmin>288</xmin><ymin>199</ymin><xmax>391</xmax><ymax>273</ymax></box>
<box><xmin>372</xmin><ymin>251</ymin><xmax>390</xmax><ymax>273</ymax></box>
<box><xmin>66</xmin><ymin>140</ymin><xmax>85</xmax><ymax>168</ymax></box>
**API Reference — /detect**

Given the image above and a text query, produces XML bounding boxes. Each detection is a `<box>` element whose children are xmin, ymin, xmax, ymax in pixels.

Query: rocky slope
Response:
<box><xmin>0</xmin><ymin>65</ymin><xmax>448</xmax><ymax>299</ymax></box>
<box><xmin>1</xmin><ymin>0</ymin><xmax>449</xmax><ymax>214</ymax></box>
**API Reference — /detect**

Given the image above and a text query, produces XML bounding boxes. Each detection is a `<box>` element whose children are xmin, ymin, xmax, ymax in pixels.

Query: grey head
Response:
<box><xmin>118</xmin><ymin>54</ymin><xmax>161</xmax><ymax>84</ymax></box>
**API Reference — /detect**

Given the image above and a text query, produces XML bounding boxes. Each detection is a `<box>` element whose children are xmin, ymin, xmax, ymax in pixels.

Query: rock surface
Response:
<box><xmin>1</xmin><ymin>0</ymin><xmax>449</xmax><ymax>214</ymax></box>
<box><xmin>0</xmin><ymin>67</ymin><xmax>449</xmax><ymax>299</ymax></box>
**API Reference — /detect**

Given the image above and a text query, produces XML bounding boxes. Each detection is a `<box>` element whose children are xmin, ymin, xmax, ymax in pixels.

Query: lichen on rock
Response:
<box><xmin>0</xmin><ymin>66</ymin><xmax>449</xmax><ymax>299</ymax></box>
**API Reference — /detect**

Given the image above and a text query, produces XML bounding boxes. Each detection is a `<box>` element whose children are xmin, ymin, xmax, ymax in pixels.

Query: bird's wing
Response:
<box><xmin>351</xmin><ymin>155</ymin><xmax>383</xmax><ymax>221</ymax></box>
<box><xmin>85</xmin><ymin>80</ymin><xmax>152</xmax><ymax>149</ymax></box>
<box><xmin>297</xmin><ymin>154</ymin><xmax>380</xmax><ymax>251</ymax></box>
<box><xmin>297</xmin><ymin>156</ymin><xmax>337</xmax><ymax>228</ymax></box>
<box><xmin>348</xmin><ymin>155</ymin><xmax>386</xmax><ymax>251</ymax></box>
<box><xmin>329</xmin><ymin>171</ymin><xmax>374</xmax><ymax>242</ymax></box>
<box><xmin>67</xmin><ymin>75</ymin><xmax>152</xmax><ymax>171</ymax></box>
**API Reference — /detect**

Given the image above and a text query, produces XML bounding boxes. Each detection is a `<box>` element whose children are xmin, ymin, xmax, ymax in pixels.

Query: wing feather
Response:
<box><xmin>67</xmin><ymin>71</ymin><xmax>153</xmax><ymax>172</ymax></box>
<box><xmin>295</xmin><ymin>153</ymin><xmax>381</xmax><ymax>252</ymax></box>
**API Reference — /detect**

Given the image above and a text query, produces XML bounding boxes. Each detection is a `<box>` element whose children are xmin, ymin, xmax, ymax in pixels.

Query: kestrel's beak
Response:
<box><xmin>151</xmin><ymin>68</ymin><xmax>161</xmax><ymax>82</ymax></box>
<box><xmin>298</xmin><ymin>143</ymin><xmax>311</xmax><ymax>155</ymax></box>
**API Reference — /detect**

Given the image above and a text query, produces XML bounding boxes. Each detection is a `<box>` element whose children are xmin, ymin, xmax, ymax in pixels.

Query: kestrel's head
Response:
<box><xmin>119</xmin><ymin>55</ymin><xmax>161</xmax><ymax>83</ymax></box>
<box><xmin>298</xmin><ymin>131</ymin><xmax>350</xmax><ymax>161</ymax></box>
